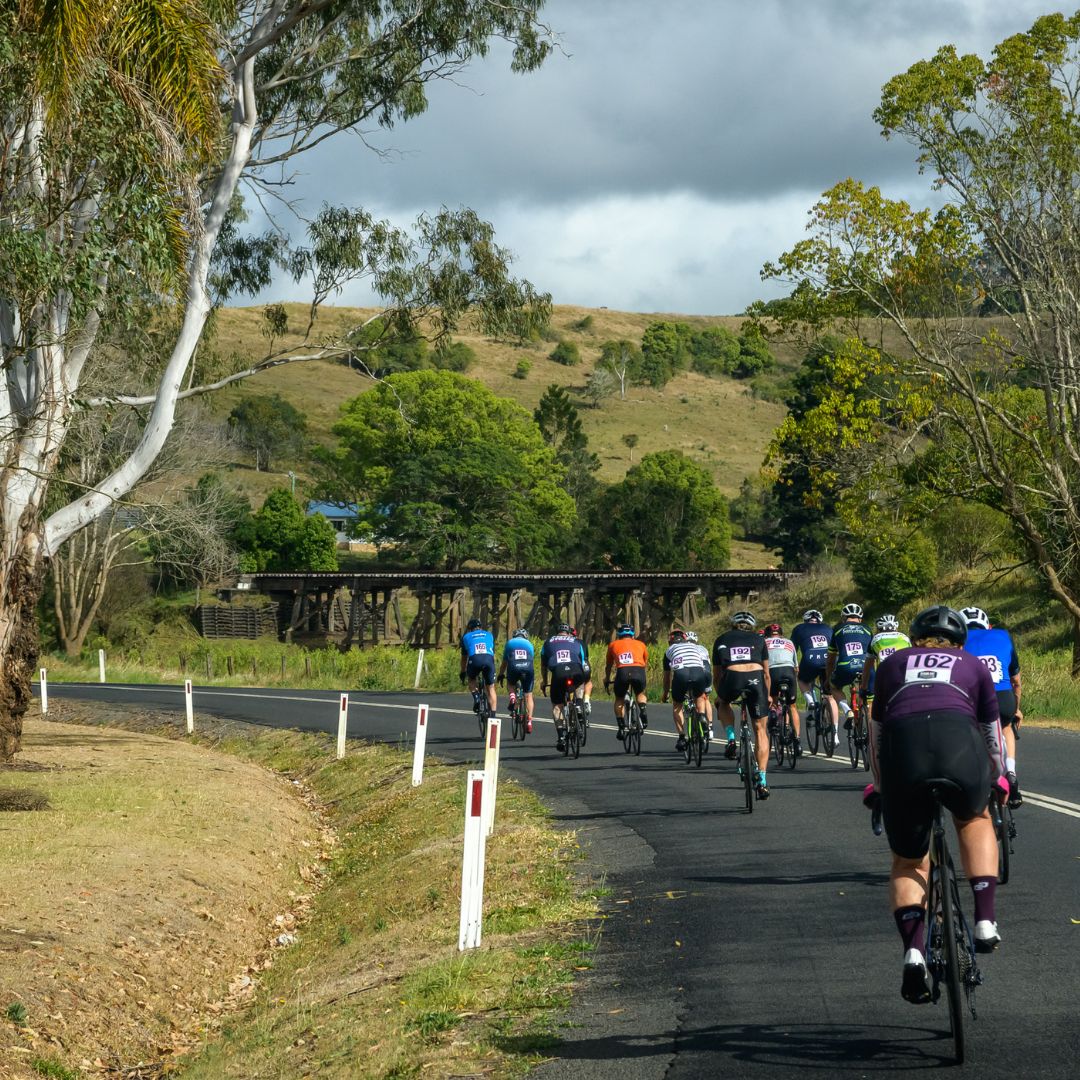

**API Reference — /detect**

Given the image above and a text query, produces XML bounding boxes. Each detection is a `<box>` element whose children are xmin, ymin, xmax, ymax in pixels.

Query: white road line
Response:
<box><xmin>1025</xmin><ymin>796</ymin><xmax>1080</xmax><ymax>819</ymax></box>
<box><xmin>1024</xmin><ymin>790</ymin><xmax>1080</xmax><ymax>813</ymax></box>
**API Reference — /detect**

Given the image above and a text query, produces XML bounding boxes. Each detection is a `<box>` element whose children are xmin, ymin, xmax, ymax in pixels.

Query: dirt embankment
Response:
<box><xmin>0</xmin><ymin>713</ymin><xmax>328</xmax><ymax>1078</ymax></box>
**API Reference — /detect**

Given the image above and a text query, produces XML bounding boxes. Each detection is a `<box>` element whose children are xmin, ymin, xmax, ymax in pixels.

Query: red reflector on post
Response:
<box><xmin>488</xmin><ymin>725</ymin><xmax>497</xmax><ymax>749</ymax></box>
<box><xmin>470</xmin><ymin>777</ymin><xmax>484</xmax><ymax>817</ymax></box>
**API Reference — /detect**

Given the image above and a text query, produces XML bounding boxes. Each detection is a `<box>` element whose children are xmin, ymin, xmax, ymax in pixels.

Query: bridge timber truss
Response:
<box><xmin>237</xmin><ymin>570</ymin><xmax>801</xmax><ymax>647</ymax></box>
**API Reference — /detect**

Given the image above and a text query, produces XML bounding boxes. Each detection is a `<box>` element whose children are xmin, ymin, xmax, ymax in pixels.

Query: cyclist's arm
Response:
<box><xmin>825</xmin><ymin>649</ymin><xmax>836</xmax><ymax>683</ymax></box>
<box><xmin>662</xmin><ymin>668</ymin><xmax>672</xmax><ymax>699</ymax></box>
<box><xmin>860</xmin><ymin>656</ymin><xmax>875</xmax><ymax>690</ymax></box>
<box><xmin>459</xmin><ymin>642</ymin><xmax>468</xmax><ymax>676</ymax></box>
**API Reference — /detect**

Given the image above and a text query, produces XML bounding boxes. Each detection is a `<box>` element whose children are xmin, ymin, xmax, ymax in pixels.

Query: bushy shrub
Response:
<box><xmin>513</xmin><ymin>358</ymin><xmax>532</xmax><ymax>380</ymax></box>
<box><xmin>848</xmin><ymin>527</ymin><xmax>938</xmax><ymax>609</ymax></box>
<box><xmin>549</xmin><ymin>340</ymin><xmax>581</xmax><ymax>366</ymax></box>
<box><xmin>432</xmin><ymin>341</ymin><xmax>475</xmax><ymax>372</ymax></box>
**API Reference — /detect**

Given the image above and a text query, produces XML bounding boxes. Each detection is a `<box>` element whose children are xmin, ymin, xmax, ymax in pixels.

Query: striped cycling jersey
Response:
<box><xmin>663</xmin><ymin>642</ymin><xmax>711</xmax><ymax>671</ymax></box>
<box><xmin>764</xmin><ymin>635</ymin><xmax>797</xmax><ymax>670</ymax></box>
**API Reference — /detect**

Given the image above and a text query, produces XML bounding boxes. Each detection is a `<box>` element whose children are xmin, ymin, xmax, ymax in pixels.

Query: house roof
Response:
<box><xmin>306</xmin><ymin>500</ymin><xmax>359</xmax><ymax>518</ymax></box>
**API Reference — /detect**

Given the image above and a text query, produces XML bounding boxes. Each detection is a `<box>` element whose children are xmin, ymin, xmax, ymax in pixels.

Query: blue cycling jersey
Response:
<box><xmin>502</xmin><ymin>636</ymin><xmax>535</xmax><ymax>668</ymax></box>
<box><xmin>963</xmin><ymin>627</ymin><xmax>1019</xmax><ymax>692</ymax></box>
<box><xmin>791</xmin><ymin>621</ymin><xmax>832</xmax><ymax>666</ymax></box>
<box><xmin>830</xmin><ymin>622</ymin><xmax>873</xmax><ymax>671</ymax></box>
<box><xmin>460</xmin><ymin>629</ymin><xmax>495</xmax><ymax>659</ymax></box>
<box><xmin>541</xmin><ymin>633</ymin><xmax>587</xmax><ymax>669</ymax></box>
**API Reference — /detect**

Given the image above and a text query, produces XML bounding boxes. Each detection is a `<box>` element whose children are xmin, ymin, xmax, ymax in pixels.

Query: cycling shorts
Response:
<box><xmin>798</xmin><ymin>659</ymin><xmax>828</xmax><ymax>685</ymax></box>
<box><xmin>771</xmin><ymin>666</ymin><xmax>797</xmax><ymax>701</ymax></box>
<box><xmin>549</xmin><ymin>665</ymin><xmax>586</xmax><ymax>705</ymax></box>
<box><xmin>830</xmin><ymin>665</ymin><xmax>864</xmax><ymax>691</ymax></box>
<box><xmin>466</xmin><ymin>656</ymin><xmax>496</xmax><ymax>684</ymax></box>
<box><xmin>880</xmin><ymin>710</ymin><xmax>992</xmax><ymax>860</ymax></box>
<box><xmin>506</xmin><ymin>666</ymin><xmax>535</xmax><ymax>694</ymax></box>
<box><xmin>996</xmin><ymin>689</ymin><xmax>1018</xmax><ymax>728</ymax></box>
<box><xmin>672</xmin><ymin>668</ymin><xmax>710</xmax><ymax>703</ymax></box>
<box><xmin>716</xmin><ymin>668</ymin><xmax>769</xmax><ymax>720</ymax></box>
<box><xmin>613</xmin><ymin>666</ymin><xmax>647</xmax><ymax>700</ymax></box>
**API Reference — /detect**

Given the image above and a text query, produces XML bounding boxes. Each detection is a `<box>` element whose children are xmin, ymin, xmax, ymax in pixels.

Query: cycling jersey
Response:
<box><xmin>764</xmin><ymin>635</ymin><xmax>797</xmax><ymax>671</ymax></box>
<box><xmin>712</xmin><ymin>629</ymin><xmax>767</xmax><ymax>668</ymax></box>
<box><xmin>460</xmin><ymin>628</ymin><xmax>495</xmax><ymax>659</ymax></box>
<box><xmin>791</xmin><ymin>621</ymin><xmax>832</xmax><ymax>666</ymax></box>
<box><xmin>663</xmin><ymin>641</ymin><xmax>710</xmax><ymax>672</ymax></box>
<box><xmin>869</xmin><ymin>631</ymin><xmax>910</xmax><ymax>664</ymax></box>
<box><xmin>830</xmin><ymin>622</ymin><xmax>872</xmax><ymax>671</ymax></box>
<box><xmin>541</xmin><ymin>633</ymin><xmax>588</xmax><ymax>671</ymax></box>
<box><xmin>963</xmin><ymin>627</ymin><xmax>1019</xmax><ymax>692</ymax></box>
<box><xmin>502</xmin><ymin>636</ymin><xmax>535</xmax><ymax>670</ymax></box>
<box><xmin>606</xmin><ymin>638</ymin><xmax>649</xmax><ymax>670</ymax></box>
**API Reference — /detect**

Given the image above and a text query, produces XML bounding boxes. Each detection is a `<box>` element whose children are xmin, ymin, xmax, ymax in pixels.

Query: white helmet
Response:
<box><xmin>686</xmin><ymin>630</ymin><xmax>699</xmax><ymax>642</ymax></box>
<box><xmin>961</xmin><ymin>606</ymin><xmax>990</xmax><ymax>630</ymax></box>
<box><xmin>876</xmin><ymin>614</ymin><xmax>899</xmax><ymax>632</ymax></box>
<box><xmin>731</xmin><ymin>610</ymin><xmax>756</xmax><ymax>628</ymax></box>
<box><xmin>841</xmin><ymin>603</ymin><xmax>864</xmax><ymax>619</ymax></box>
<box><xmin>802</xmin><ymin>609</ymin><xmax>823</xmax><ymax>622</ymax></box>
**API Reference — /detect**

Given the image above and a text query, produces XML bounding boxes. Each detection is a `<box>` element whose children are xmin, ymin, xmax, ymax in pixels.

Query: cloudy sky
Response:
<box><xmin>255</xmin><ymin>0</ymin><xmax>1054</xmax><ymax>315</ymax></box>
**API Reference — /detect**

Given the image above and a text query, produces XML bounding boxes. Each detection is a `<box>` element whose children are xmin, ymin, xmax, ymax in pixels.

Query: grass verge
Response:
<box><xmin>54</xmin><ymin>703</ymin><xmax>598</xmax><ymax>1079</ymax></box>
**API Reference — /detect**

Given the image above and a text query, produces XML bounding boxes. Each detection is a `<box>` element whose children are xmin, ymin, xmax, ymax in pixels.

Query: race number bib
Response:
<box><xmin>555</xmin><ymin>649</ymin><xmax>572</xmax><ymax>664</ymax></box>
<box><xmin>979</xmin><ymin>654</ymin><xmax>1004</xmax><ymax>683</ymax></box>
<box><xmin>729</xmin><ymin>646</ymin><xmax>752</xmax><ymax>662</ymax></box>
<box><xmin>618</xmin><ymin>650</ymin><xmax>635</xmax><ymax>665</ymax></box>
<box><xmin>810</xmin><ymin>635</ymin><xmax>829</xmax><ymax>650</ymax></box>
<box><xmin>879</xmin><ymin>646</ymin><xmax>897</xmax><ymax>659</ymax></box>
<box><xmin>844</xmin><ymin>642</ymin><xmax>865</xmax><ymax>657</ymax></box>
<box><xmin>904</xmin><ymin>652</ymin><xmax>957</xmax><ymax>685</ymax></box>
<box><xmin>670</xmin><ymin>654</ymin><xmax>685</xmax><ymax>669</ymax></box>
<box><xmin>513</xmin><ymin>648</ymin><xmax>528</xmax><ymax>662</ymax></box>
<box><xmin>473</xmin><ymin>642</ymin><xmax>488</xmax><ymax>654</ymax></box>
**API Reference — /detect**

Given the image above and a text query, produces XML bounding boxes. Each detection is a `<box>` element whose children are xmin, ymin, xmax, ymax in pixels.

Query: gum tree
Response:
<box><xmin>0</xmin><ymin>1</ymin><xmax>553</xmax><ymax>758</ymax></box>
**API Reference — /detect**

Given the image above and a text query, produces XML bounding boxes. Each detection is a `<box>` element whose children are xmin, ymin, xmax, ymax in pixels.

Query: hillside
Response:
<box><xmin>205</xmin><ymin>303</ymin><xmax>794</xmax><ymax>564</ymax></box>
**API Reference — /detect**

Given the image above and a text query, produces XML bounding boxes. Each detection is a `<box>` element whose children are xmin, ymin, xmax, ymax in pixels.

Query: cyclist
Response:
<box><xmin>961</xmin><ymin>606</ymin><xmax>1023</xmax><ymax>808</ymax></box>
<box><xmin>865</xmin><ymin>605</ymin><xmax>1006</xmax><ymax>1003</ymax></box>
<box><xmin>685</xmin><ymin>631</ymin><xmax>714</xmax><ymax>737</ymax></box>
<box><xmin>498</xmin><ymin>627</ymin><xmax>535</xmax><ymax>734</ymax></box>
<box><xmin>540</xmin><ymin>622</ymin><xmax>590</xmax><ymax>753</ymax></box>
<box><xmin>827</xmin><ymin>603</ymin><xmax>872</xmax><ymax>745</ymax></box>
<box><xmin>604</xmin><ymin>624</ymin><xmax>649</xmax><ymax>741</ymax></box>
<box><xmin>459</xmin><ymin>617</ymin><xmax>497</xmax><ymax>720</ymax></box>
<box><xmin>763</xmin><ymin>622</ymin><xmax>800</xmax><ymax>754</ymax></box>
<box><xmin>791</xmin><ymin>609</ymin><xmax>836</xmax><ymax>739</ymax></box>
<box><xmin>860</xmin><ymin>614</ymin><xmax>911</xmax><ymax>698</ymax></box>
<box><xmin>570</xmin><ymin>626</ymin><xmax>594</xmax><ymax>719</ymax></box>
<box><xmin>713</xmin><ymin>611</ymin><xmax>772</xmax><ymax>798</ymax></box>
<box><xmin>661</xmin><ymin>628</ymin><xmax>712</xmax><ymax>751</ymax></box>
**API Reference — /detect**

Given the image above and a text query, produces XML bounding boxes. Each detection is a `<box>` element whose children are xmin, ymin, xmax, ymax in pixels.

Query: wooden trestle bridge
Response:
<box><xmin>233</xmin><ymin>570</ymin><xmax>801</xmax><ymax>647</ymax></box>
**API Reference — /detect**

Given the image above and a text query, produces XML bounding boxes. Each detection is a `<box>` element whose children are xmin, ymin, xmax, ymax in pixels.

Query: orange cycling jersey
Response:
<box><xmin>606</xmin><ymin>639</ymin><xmax>649</xmax><ymax>669</ymax></box>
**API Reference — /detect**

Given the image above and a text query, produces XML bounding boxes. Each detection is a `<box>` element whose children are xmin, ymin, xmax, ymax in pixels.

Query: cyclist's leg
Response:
<box><xmin>484</xmin><ymin>660</ymin><xmax>498</xmax><ymax>715</ymax></box>
<box><xmin>612</xmin><ymin>669</ymin><xmax>627</xmax><ymax>722</ymax></box>
<box><xmin>715</xmin><ymin>695</ymin><xmax>735</xmax><ymax>743</ymax></box>
<box><xmin>633</xmin><ymin>670</ymin><xmax>649</xmax><ymax>728</ymax></box>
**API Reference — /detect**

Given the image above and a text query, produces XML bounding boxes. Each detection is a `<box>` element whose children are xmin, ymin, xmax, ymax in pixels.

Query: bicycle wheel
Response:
<box><xmin>740</xmin><ymin>731</ymin><xmax>754</xmax><ymax>813</ymax></box>
<box><xmin>848</xmin><ymin>725</ymin><xmax>859</xmax><ymax>768</ymax></box>
<box><xmin>785</xmin><ymin>721</ymin><xmax>798</xmax><ymax>770</ymax></box>
<box><xmin>580</xmin><ymin>702</ymin><xmax>589</xmax><ymax>747</ymax></box>
<box><xmin>806</xmin><ymin>706</ymin><xmax>820</xmax><ymax>755</ymax></box>
<box><xmin>683</xmin><ymin>713</ymin><xmax>693</xmax><ymax>765</ymax></box>
<box><xmin>773</xmin><ymin>709</ymin><xmax>785</xmax><ymax>767</ymax></box>
<box><xmin>693</xmin><ymin>713</ymin><xmax>704</xmax><ymax>767</ymax></box>
<box><xmin>861</xmin><ymin>728</ymin><xmax>871</xmax><ymax>771</ymax></box>
<box><xmin>929</xmin><ymin>834</ymin><xmax>966</xmax><ymax>1064</ymax></box>
<box><xmin>993</xmin><ymin>796</ymin><xmax>1011</xmax><ymax>885</ymax></box>
<box><xmin>823</xmin><ymin>720</ymin><xmax>836</xmax><ymax>758</ymax></box>
<box><xmin>630</xmin><ymin>721</ymin><xmax>642</xmax><ymax>756</ymax></box>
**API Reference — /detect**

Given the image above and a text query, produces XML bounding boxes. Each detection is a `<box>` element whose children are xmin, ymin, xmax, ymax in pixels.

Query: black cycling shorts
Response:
<box><xmin>771</xmin><ymin>666</ymin><xmax>797</xmax><ymax>702</ymax></box>
<box><xmin>798</xmin><ymin>659</ymin><xmax>828</xmax><ymax>686</ymax></box>
<box><xmin>613</xmin><ymin>666</ymin><xmax>647</xmax><ymax>700</ymax></box>
<box><xmin>880</xmin><ymin>710</ymin><xmax>992</xmax><ymax>860</ymax></box>
<box><xmin>996</xmin><ymin>689</ymin><xmax>1018</xmax><ymax>728</ymax></box>
<box><xmin>672</xmin><ymin>668</ymin><xmax>710</xmax><ymax>703</ymax></box>
<box><xmin>506</xmin><ymin>666</ymin><xmax>535</xmax><ymax>694</ymax></box>
<box><xmin>830</xmin><ymin>665</ymin><xmax>864</xmax><ymax>691</ymax></box>
<box><xmin>549</xmin><ymin>665</ymin><xmax>586</xmax><ymax>705</ymax></box>
<box><xmin>716</xmin><ymin>668</ymin><xmax>769</xmax><ymax>720</ymax></box>
<box><xmin>466</xmin><ymin>656</ymin><xmax>496</xmax><ymax>684</ymax></box>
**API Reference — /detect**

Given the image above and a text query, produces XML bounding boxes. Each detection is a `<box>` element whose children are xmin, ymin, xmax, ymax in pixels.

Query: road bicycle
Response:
<box><xmin>506</xmin><ymin>678</ymin><xmax>529</xmax><ymax>741</ymax></box>
<box><xmin>802</xmin><ymin>675</ymin><xmax>827</xmax><ymax>755</ymax></box>
<box><xmin>621</xmin><ymin>684</ymin><xmax>644</xmax><ymax>757</ymax></box>
<box><xmin>989</xmin><ymin>787</ymin><xmax>1017</xmax><ymax>885</ymax></box>
<box><xmin>474</xmin><ymin>667</ymin><xmax>493</xmax><ymax>740</ymax></box>
<box><xmin>682</xmin><ymin>690</ymin><xmax>709</xmax><ymax>767</ymax></box>
<box><xmin>849</xmin><ymin>687</ymin><xmax>871</xmax><ymax>771</ymax></box>
<box><xmin>735</xmin><ymin>699</ymin><xmax>762</xmax><ymax>813</ymax></box>
<box><xmin>924</xmin><ymin>782</ymin><xmax>984</xmax><ymax>1063</ymax></box>
<box><xmin>562</xmin><ymin>679</ymin><xmax>584</xmax><ymax>759</ymax></box>
<box><xmin>770</xmin><ymin>683</ymin><xmax>798</xmax><ymax>770</ymax></box>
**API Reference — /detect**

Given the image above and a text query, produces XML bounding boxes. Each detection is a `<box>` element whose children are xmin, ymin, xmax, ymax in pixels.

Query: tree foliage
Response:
<box><xmin>325</xmin><ymin>371</ymin><xmax>575</xmax><ymax>569</ymax></box>
<box><xmin>533</xmin><ymin>385</ymin><xmax>600</xmax><ymax>504</ymax></box>
<box><xmin>848</xmin><ymin>525</ymin><xmax>938</xmax><ymax>610</ymax></box>
<box><xmin>549</xmin><ymin>340</ymin><xmax>581</xmax><ymax>366</ymax></box>
<box><xmin>228</xmin><ymin>394</ymin><xmax>307</xmax><ymax>471</ymax></box>
<box><xmin>236</xmin><ymin>489</ymin><xmax>338</xmax><ymax>572</ymax></box>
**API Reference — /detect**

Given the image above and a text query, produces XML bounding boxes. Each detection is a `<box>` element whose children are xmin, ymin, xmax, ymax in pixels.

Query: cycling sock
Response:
<box><xmin>1006</xmin><ymin>755</ymin><xmax>1016</xmax><ymax>773</ymax></box>
<box><xmin>970</xmin><ymin>876</ymin><xmax>996</xmax><ymax>923</ymax></box>
<box><xmin>726</xmin><ymin>726</ymin><xmax>735</xmax><ymax>741</ymax></box>
<box><xmin>758</xmin><ymin>769</ymin><xmax>767</xmax><ymax>785</ymax></box>
<box><xmin>895</xmin><ymin>905</ymin><xmax>926</xmax><ymax>954</ymax></box>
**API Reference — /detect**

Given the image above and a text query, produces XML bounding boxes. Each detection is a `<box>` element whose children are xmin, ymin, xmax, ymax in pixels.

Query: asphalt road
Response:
<box><xmin>44</xmin><ymin>682</ymin><xmax>1080</xmax><ymax>1078</ymax></box>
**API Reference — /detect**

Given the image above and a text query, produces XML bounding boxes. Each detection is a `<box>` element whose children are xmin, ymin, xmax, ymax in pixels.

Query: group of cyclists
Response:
<box><xmin>460</xmin><ymin>599</ymin><xmax>1025</xmax><ymax>1000</ymax></box>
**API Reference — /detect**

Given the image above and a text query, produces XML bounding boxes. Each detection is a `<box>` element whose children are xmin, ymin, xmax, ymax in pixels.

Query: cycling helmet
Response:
<box><xmin>961</xmin><ymin>606</ymin><xmax>990</xmax><ymax>630</ymax></box>
<box><xmin>876</xmin><ymin>614</ymin><xmax>900</xmax><ymax>632</ymax></box>
<box><xmin>841</xmin><ymin>603</ymin><xmax>864</xmax><ymax>619</ymax></box>
<box><xmin>556</xmin><ymin>622</ymin><xmax>572</xmax><ymax>635</ymax></box>
<box><xmin>731</xmin><ymin>611</ymin><xmax>756</xmax><ymax>628</ymax></box>
<box><xmin>802</xmin><ymin>609</ymin><xmax>823</xmax><ymax>622</ymax></box>
<box><xmin>668</xmin><ymin>628</ymin><xmax>687</xmax><ymax>644</ymax></box>
<box><xmin>764</xmin><ymin>622</ymin><xmax>783</xmax><ymax>636</ymax></box>
<box><xmin>909</xmin><ymin>605</ymin><xmax>967</xmax><ymax>646</ymax></box>
<box><xmin>512</xmin><ymin>628</ymin><xmax>528</xmax><ymax>639</ymax></box>
<box><xmin>570</xmin><ymin>626</ymin><xmax>579</xmax><ymax>637</ymax></box>
<box><xmin>686</xmin><ymin>631</ymin><xmax>699</xmax><ymax>643</ymax></box>
<box><xmin>616</xmin><ymin>623</ymin><xmax>635</xmax><ymax>638</ymax></box>
<box><xmin>466</xmin><ymin>617</ymin><xmax>482</xmax><ymax>631</ymax></box>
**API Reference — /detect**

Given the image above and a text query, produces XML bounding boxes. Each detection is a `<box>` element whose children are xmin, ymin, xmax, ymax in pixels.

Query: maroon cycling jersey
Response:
<box><xmin>872</xmin><ymin>646</ymin><xmax>1005</xmax><ymax>774</ymax></box>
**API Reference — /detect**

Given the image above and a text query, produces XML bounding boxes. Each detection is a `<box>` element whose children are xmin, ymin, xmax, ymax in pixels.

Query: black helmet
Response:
<box><xmin>616</xmin><ymin>623</ymin><xmax>635</xmax><ymax>638</ymax></box>
<box><xmin>466</xmin><ymin>617</ymin><xmax>482</xmax><ymax>631</ymax></box>
<box><xmin>556</xmin><ymin>622</ymin><xmax>572</xmax><ymax>634</ymax></box>
<box><xmin>909</xmin><ymin>605</ymin><xmax>967</xmax><ymax>647</ymax></box>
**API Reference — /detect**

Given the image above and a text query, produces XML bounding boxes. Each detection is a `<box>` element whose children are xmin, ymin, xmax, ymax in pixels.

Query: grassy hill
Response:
<box><xmin>205</xmin><ymin>303</ymin><xmax>793</xmax><ymax>565</ymax></box>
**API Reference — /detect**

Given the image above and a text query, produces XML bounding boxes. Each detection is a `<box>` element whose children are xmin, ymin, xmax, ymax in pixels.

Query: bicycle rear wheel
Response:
<box><xmin>993</xmin><ymin>796</ymin><xmax>1011</xmax><ymax>885</ymax></box>
<box><xmin>580</xmin><ymin>703</ymin><xmax>589</xmax><ymax>747</ymax></box>
<box><xmin>848</xmin><ymin>726</ymin><xmax>859</xmax><ymax>768</ymax></box>
<box><xmin>630</xmin><ymin>721</ymin><xmax>642</xmax><ymax>756</ymax></box>
<box><xmin>785</xmin><ymin>721</ymin><xmax>798</xmax><ymax>770</ymax></box>
<box><xmin>773</xmin><ymin>709</ymin><xmax>785</xmax><ymax>767</ymax></box>
<box><xmin>741</xmin><ymin>732</ymin><xmax>754</xmax><ymax>813</ymax></box>
<box><xmin>823</xmin><ymin>721</ymin><xmax>836</xmax><ymax>758</ymax></box>
<box><xmin>806</xmin><ymin>706</ymin><xmax>820</xmax><ymax>755</ymax></box>
<box><xmin>693</xmin><ymin>713</ymin><xmax>704</xmax><ymax>767</ymax></box>
<box><xmin>937</xmin><ymin>849</ymin><xmax>967</xmax><ymax>1063</ymax></box>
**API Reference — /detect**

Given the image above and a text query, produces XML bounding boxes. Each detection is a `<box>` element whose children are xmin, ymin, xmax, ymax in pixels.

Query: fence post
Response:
<box><xmin>483</xmin><ymin>717</ymin><xmax>502</xmax><ymax>836</ymax></box>
<box><xmin>226</xmin><ymin>655</ymin><xmax>234</xmax><ymax>677</ymax></box>
<box><xmin>411</xmin><ymin>704</ymin><xmax>429</xmax><ymax>786</ymax></box>
<box><xmin>205</xmin><ymin>654</ymin><xmax>212</xmax><ymax>680</ymax></box>
<box><xmin>458</xmin><ymin>770</ymin><xmax>487</xmax><ymax>951</ymax></box>
<box><xmin>184</xmin><ymin>679</ymin><xmax>194</xmax><ymax>734</ymax></box>
<box><xmin>98</xmin><ymin>648</ymin><xmax>106</xmax><ymax>684</ymax></box>
<box><xmin>280</xmin><ymin>655</ymin><xmax>287</xmax><ymax>681</ymax></box>
<box><xmin>305</xmin><ymin>656</ymin><xmax>312</xmax><ymax>679</ymax></box>
<box><xmin>414</xmin><ymin>648</ymin><xmax>425</xmax><ymax>690</ymax></box>
<box><xmin>39</xmin><ymin>668</ymin><xmax>48</xmax><ymax>715</ymax></box>
<box><xmin>336</xmin><ymin>693</ymin><xmax>349</xmax><ymax>759</ymax></box>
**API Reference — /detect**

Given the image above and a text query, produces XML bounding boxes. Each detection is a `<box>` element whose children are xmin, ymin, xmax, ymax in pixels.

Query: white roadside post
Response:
<box><xmin>336</xmin><ymin>693</ymin><xmax>349</xmax><ymax>759</ymax></box>
<box><xmin>413</xmin><ymin>648</ymin><xmax>425</xmax><ymax>690</ymax></box>
<box><xmin>184</xmin><ymin>679</ymin><xmax>194</xmax><ymax>733</ymax></box>
<box><xmin>483</xmin><ymin>717</ymin><xmax>502</xmax><ymax>836</ymax></box>
<box><xmin>39</xmin><ymin>668</ymin><xmax>48</xmax><ymax>715</ymax></box>
<box><xmin>98</xmin><ymin>648</ymin><xmax>106</xmax><ymax>684</ymax></box>
<box><xmin>411</xmin><ymin>703</ymin><xmax>429</xmax><ymax>787</ymax></box>
<box><xmin>458</xmin><ymin>769</ymin><xmax>488</xmax><ymax>951</ymax></box>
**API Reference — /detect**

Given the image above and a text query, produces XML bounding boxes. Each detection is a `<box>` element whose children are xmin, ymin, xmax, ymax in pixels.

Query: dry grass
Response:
<box><xmin>0</xmin><ymin>714</ymin><xmax>322</xmax><ymax>1079</ymax></box>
